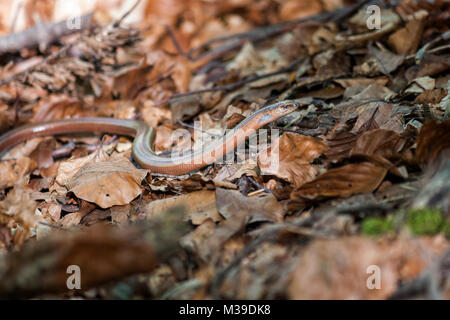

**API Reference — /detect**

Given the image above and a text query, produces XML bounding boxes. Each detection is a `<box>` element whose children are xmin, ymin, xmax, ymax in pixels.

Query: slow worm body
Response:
<box><xmin>0</xmin><ymin>100</ymin><xmax>299</xmax><ymax>175</ymax></box>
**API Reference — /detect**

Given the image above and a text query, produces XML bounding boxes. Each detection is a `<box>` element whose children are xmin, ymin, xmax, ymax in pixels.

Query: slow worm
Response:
<box><xmin>0</xmin><ymin>100</ymin><xmax>299</xmax><ymax>175</ymax></box>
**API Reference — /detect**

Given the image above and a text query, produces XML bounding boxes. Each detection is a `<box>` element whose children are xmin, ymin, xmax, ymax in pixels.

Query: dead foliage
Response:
<box><xmin>0</xmin><ymin>0</ymin><xmax>449</xmax><ymax>299</ymax></box>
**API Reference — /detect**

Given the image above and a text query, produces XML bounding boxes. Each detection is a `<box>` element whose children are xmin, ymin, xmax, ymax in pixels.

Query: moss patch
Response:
<box><xmin>406</xmin><ymin>208</ymin><xmax>449</xmax><ymax>236</ymax></box>
<box><xmin>361</xmin><ymin>216</ymin><xmax>394</xmax><ymax>236</ymax></box>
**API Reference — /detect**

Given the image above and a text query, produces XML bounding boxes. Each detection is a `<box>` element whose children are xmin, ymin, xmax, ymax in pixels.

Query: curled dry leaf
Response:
<box><xmin>66</xmin><ymin>158</ymin><xmax>147</xmax><ymax>209</ymax></box>
<box><xmin>0</xmin><ymin>182</ymin><xmax>40</xmax><ymax>246</ymax></box>
<box><xmin>288</xmin><ymin>236</ymin><xmax>448</xmax><ymax>299</ymax></box>
<box><xmin>258</xmin><ymin>133</ymin><xmax>328</xmax><ymax>188</ymax></box>
<box><xmin>0</xmin><ymin>157</ymin><xmax>36</xmax><ymax>188</ymax></box>
<box><xmin>290</xmin><ymin>162</ymin><xmax>387</xmax><ymax>201</ymax></box>
<box><xmin>142</xmin><ymin>101</ymin><xmax>172</xmax><ymax>128</ymax></box>
<box><xmin>323</xmin><ymin>131</ymin><xmax>358</xmax><ymax>164</ymax></box>
<box><xmin>350</xmin><ymin>129</ymin><xmax>407</xmax><ymax>164</ymax></box>
<box><xmin>416</xmin><ymin>119</ymin><xmax>450</xmax><ymax>168</ymax></box>
<box><xmin>388</xmin><ymin>17</ymin><xmax>425</xmax><ymax>55</ymax></box>
<box><xmin>213</xmin><ymin>159</ymin><xmax>258</xmax><ymax>189</ymax></box>
<box><xmin>141</xmin><ymin>190</ymin><xmax>221</xmax><ymax>225</ymax></box>
<box><xmin>29</xmin><ymin>138</ymin><xmax>56</xmax><ymax>169</ymax></box>
<box><xmin>216</xmin><ymin>188</ymin><xmax>284</xmax><ymax>224</ymax></box>
<box><xmin>352</xmin><ymin>103</ymin><xmax>404</xmax><ymax>134</ymax></box>
<box><xmin>32</xmin><ymin>95</ymin><xmax>88</xmax><ymax>122</ymax></box>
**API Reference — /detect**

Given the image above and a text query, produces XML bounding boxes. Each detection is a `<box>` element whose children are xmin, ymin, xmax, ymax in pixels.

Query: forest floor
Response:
<box><xmin>0</xmin><ymin>0</ymin><xmax>449</xmax><ymax>299</ymax></box>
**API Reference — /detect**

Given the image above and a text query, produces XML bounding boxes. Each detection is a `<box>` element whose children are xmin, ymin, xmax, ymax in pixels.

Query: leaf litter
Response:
<box><xmin>0</xmin><ymin>0</ymin><xmax>449</xmax><ymax>299</ymax></box>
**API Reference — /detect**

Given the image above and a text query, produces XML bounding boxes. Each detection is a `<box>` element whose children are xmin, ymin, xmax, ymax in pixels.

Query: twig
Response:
<box><xmin>0</xmin><ymin>13</ymin><xmax>93</xmax><ymax>55</ymax></box>
<box><xmin>113</xmin><ymin>0</ymin><xmax>142</xmax><ymax>27</ymax></box>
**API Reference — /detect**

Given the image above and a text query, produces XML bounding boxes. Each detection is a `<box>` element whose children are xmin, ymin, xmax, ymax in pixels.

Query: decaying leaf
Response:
<box><xmin>0</xmin><ymin>157</ymin><xmax>36</xmax><ymax>188</ymax></box>
<box><xmin>66</xmin><ymin>158</ymin><xmax>147</xmax><ymax>209</ymax></box>
<box><xmin>416</xmin><ymin>119</ymin><xmax>450</xmax><ymax>168</ymax></box>
<box><xmin>350</xmin><ymin>129</ymin><xmax>407</xmax><ymax>163</ymax></box>
<box><xmin>141</xmin><ymin>190</ymin><xmax>221</xmax><ymax>225</ymax></box>
<box><xmin>258</xmin><ymin>133</ymin><xmax>328</xmax><ymax>188</ymax></box>
<box><xmin>56</xmin><ymin>147</ymin><xmax>109</xmax><ymax>186</ymax></box>
<box><xmin>216</xmin><ymin>188</ymin><xmax>284</xmax><ymax>224</ymax></box>
<box><xmin>290</xmin><ymin>162</ymin><xmax>387</xmax><ymax>201</ymax></box>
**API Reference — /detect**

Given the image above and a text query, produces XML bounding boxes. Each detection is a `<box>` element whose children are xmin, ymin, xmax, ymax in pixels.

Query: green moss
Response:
<box><xmin>361</xmin><ymin>216</ymin><xmax>394</xmax><ymax>236</ymax></box>
<box><xmin>361</xmin><ymin>208</ymin><xmax>450</xmax><ymax>237</ymax></box>
<box><xmin>406</xmin><ymin>208</ymin><xmax>446</xmax><ymax>235</ymax></box>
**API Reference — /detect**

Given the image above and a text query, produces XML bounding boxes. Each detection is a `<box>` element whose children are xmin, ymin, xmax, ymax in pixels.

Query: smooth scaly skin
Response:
<box><xmin>0</xmin><ymin>100</ymin><xmax>299</xmax><ymax>175</ymax></box>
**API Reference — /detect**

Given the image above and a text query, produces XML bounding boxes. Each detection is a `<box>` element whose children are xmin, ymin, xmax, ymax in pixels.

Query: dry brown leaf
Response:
<box><xmin>55</xmin><ymin>147</ymin><xmax>109</xmax><ymax>186</ymax></box>
<box><xmin>142</xmin><ymin>101</ymin><xmax>172</xmax><ymax>128</ymax></box>
<box><xmin>142</xmin><ymin>190</ymin><xmax>221</xmax><ymax>225</ymax></box>
<box><xmin>279</xmin><ymin>0</ymin><xmax>323</xmax><ymax>21</ymax></box>
<box><xmin>291</xmin><ymin>162</ymin><xmax>387</xmax><ymax>201</ymax></box>
<box><xmin>213</xmin><ymin>159</ymin><xmax>258</xmax><ymax>188</ymax></box>
<box><xmin>352</xmin><ymin>103</ymin><xmax>404</xmax><ymax>134</ymax></box>
<box><xmin>324</xmin><ymin>131</ymin><xmax>358</xmax><ymax>164</ymax></box>
<box><xmin>388</xmin><ymin>17</ymin><xmax>425</xmax><ymax>55</ymax></box>
<box><xmin>258</xmin><ymin>133</ymin><xmax>328</xmax><ymax>188</ymax></box>
<box><xmin>350</xmin><ymin>129</ymin><xmax>407</xmax><ymax>163</ymax></box>
<box><xmin>288</xmin><ymin>235</ymin><xmax>448</xmax><ymax>299</ymax></box>
<box><xmin>216</xmin><ymin>188</ymin><xmax>284</xmax><ymax>224</ymax></box>
<box><xmin>416</xmin><ymin>119</ymin><xmax>450</xmax><ymax>168</ymax></box>
<box><xmin>0</xmin><ymin>181</ymin><xmax>40</xmax><ymax>246</ymax></box>
<box><xmin>0</xmin><ymin>157</ymin><xmax>36</xmax><ymax>188</ymax></box>
<box><xmin>32</xmin><ymin>95</ymin><xmax>88</xmax><ymax>122</ymax></box>
<box><xmin>29</xmin><ymin>138</ymin><xmax>56</xmax><ymax>169</ymax></box>
<box><xmin>66</xmin><ymin>158</ymin><xmax>147</xmax><ymax>209</ymax></box>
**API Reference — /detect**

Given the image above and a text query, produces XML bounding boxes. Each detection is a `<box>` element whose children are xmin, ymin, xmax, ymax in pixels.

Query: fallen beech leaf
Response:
<box><xmin>352</xmin><ymin>103</ymin><xmax>404</xmax><ymax>134</ymax></box>
<box><xmin>0</xmin><ymin>182</ymin><xmax>40</xmax><ymax>246</ymax></box>
<box><xmin>291</xmin><ymin>162</ymin><xmax>387</xmax><ymax>200</ymax></box>
<box><xmin>182</xmin><ymin>211</ymin><xmax>248</xmax><ymax>265</ymax></box>
<box><xmin>112</xmin><ymin>63</ymin><xmax>153</xmax><ymax>100</ymax></box>
<box><xmin>0</xmin><ymin>157</ymin><xmax>36</xmax><ymax>188</ymax></box>
<box><xmin>415</xmin><ymin>88</ymin><xmax>448</xmax><ymax>104</ymax></box>
<box><xmin>416</xmin><ymin>119</ymin><xmax>450</xmax><ymax>168</ymax></box>
<box><xmin>258</xmin><ymin>133</ymin><xmax>328</xmax><ymax>188</ymax></box>
<box><xmin>55</xmin><ymin>147</ymin><xmax>109</xmax><ymax>186</ymax></box>
<box><xmin>368</xmin><ymin>45</ymin><xmax>404</xmax><ymax>76</ymax></box>
<box><xmin>213</xmin><ymin>159</ymin><xmax>258</xmax><ymax>188</ymax></box>
<box><xmin>288</xmin><ymin>236</ymin><xmax>448</xmax><ymax>299</ymax></box>
<box><xmin>32</xmin><ymin>95</ymin><xmax>88</xmax><ymax>122</ymax></box>
<box><xmin>2</xmin><ymin>137</ymin><xmax>44</xmax><ymax>160</ymax></box>
<box><xmin>388</xmin><ymin>18</ymin><xmax>424</xmax><ymax>55</ymax></box>
<box><xmin>142</xmin><ymin>190</ymin><xmax>221</xmax><ymax>225</ymax></box>
<box><xmin>405</xmin><ymin>76</ymin><xmax>435</xmax><ymax>94</ymax></box>
<box><xmin>29</xmin><ymin>138</ymin><xmax>56</xmax><ymax>169</ymax></box>
<box><xmin>350</xmin><ymin>129</ymin><xmax>407</xmax><ymax>162</ymax></box>
<box><xmin>142</xmin><ymin>101</ymin><xmax>172</xmax><ymax>128</ymax></box>
<box><xmin>180</xmin><ymin>219</ymin><xmax>217</xmax><ymax>264</ymax></box>
<box><xmin>216</xmin><ymin>188</ymin><xmax>284</xmax><ymax>224</ymax></box>
<box><xmin>324</xmin><ymin>131</ymin><xmax>359</xmax><ymax>164</ymax></box>
<box><xmin>66</xmin><ymin>158</ymin><xmax>147</xmax><ymax>209</ymax></box>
